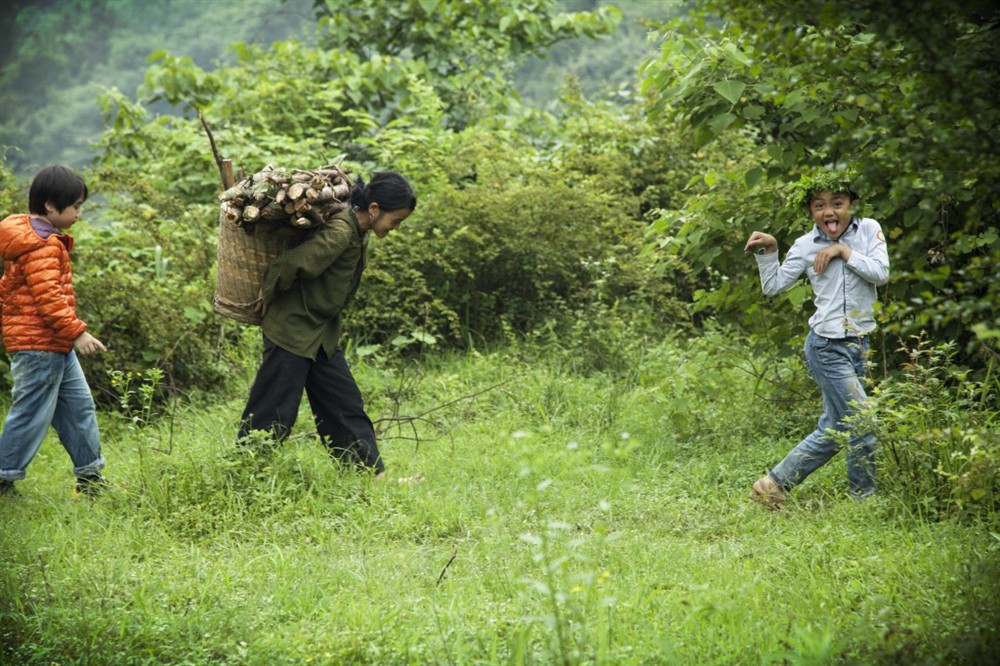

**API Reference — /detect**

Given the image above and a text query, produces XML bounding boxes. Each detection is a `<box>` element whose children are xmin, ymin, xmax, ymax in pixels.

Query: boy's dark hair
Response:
<box><xmin>350</xmin><ymin>171</ymin><xmax>417</xmax><ymax>212</ymax></box>
<box><xmin>28</xmin><ymin>164</ymin><xmax>88</xmax><ymax>215</ymax></box>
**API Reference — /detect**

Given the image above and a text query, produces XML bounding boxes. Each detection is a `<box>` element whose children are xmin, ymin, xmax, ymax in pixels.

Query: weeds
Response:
<box><xmin>108</xmin><ymin>368</ymin><xmax>164</xmax><ymax>428</ymax></box>
<box><xmin>870</xmin><ymin>336</ymin><xmax>1000</xmax><ymax>525</ymax></box>
<box><xmin>1</xmin><ymin>336</ymin><xmax>997</xmax><ymax>664</ymax></box>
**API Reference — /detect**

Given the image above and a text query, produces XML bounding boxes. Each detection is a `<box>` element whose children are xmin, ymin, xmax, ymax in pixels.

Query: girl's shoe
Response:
<box><xmin>751</xmin><ymin>475</ymin><xmax>786</xmax><ymax>509</ymax></box>
<box><xmin>0</xmin><ymin>479</ymin><xmax>15</xmax><ymax>496</ymax></box>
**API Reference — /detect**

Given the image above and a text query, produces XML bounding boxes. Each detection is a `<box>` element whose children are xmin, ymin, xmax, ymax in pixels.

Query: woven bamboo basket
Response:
<box><xmin>213</xmin><ymin>209</ymin><xmax>302</xmax><ymax>325</ymax></box>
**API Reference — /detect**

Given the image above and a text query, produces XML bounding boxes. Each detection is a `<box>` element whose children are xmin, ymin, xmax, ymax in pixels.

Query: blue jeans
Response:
<box><xmin>769</xmin><ymin>331</ymin><xmax>876</xmax><ymax>498</ymax></box>
<box><xmin>0</xmin><ymin>350</ymin><xmax>104</xmax><ymax>481</ymax></box>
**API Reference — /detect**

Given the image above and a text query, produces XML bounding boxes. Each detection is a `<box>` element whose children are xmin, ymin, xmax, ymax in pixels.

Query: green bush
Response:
<box><xmin>341</xmin><ymin>87</ymin><xmax>701</xmax><ymax>349</ymax></box>
<box><xmin>348</xmin><ymin>126</ymin><xmax>688</xmax><ymax>348</ymax></box>
<box><xmin>71</xmin><ymin>166</ymin><xmax>247</xmax><ymax>406</ymax></box>
<box><xmin>871</xmin><ymin>336</ymin><xmax>1000</xmax><ymax>526</ymax></box>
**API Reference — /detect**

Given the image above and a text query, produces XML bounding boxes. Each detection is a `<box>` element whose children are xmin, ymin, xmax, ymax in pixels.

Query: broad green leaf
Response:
<box><xmin>713</xmin><ymin>80</ymin><xmax>745</xmax><ymax>106</ymax></box>
<box><xmin>903</xmin><ymin>208</ymin><xmax>926</xmax><ymax>227</ymax></box>
<box><xmin>781</xmin><ymin>89</ymin><xmax>806</xmax><ymax>109</ymax></box>
<box><xmin>707</xmin><ymin>112</ymin><xmax>736</xmax><ymax>133</ymax></box>
<box><xmin>411</xmin><ymin>330</ymin><xmax>437</xmax><ymax>344</ymax></box>
<box><xmin>354</xmin><ymin>344</ymin><xmax>381</xmax><ymax>358</ymax></box>
<box><xmin>720</xmin><ymin>41</ymin><xmax>751</xmax><ymax>66</ymax></box>
<box><xmin>784</xmin><ymin>284</ymin><xmax>811</xmax><ymax>310</ymax></box>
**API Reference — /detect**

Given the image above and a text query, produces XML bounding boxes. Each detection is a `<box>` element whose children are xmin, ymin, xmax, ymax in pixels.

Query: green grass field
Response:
<box><xmin>1</xmin><ymin>338</ymin><xmax>998</xmax><ymax>664</ymax></box>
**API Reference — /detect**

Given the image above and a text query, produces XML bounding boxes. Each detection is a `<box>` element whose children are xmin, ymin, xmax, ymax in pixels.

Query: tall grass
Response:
<box><xmin>1</xmin><ymin>333</ymin><xmax>997</xmax><ymax>664</ymax></box>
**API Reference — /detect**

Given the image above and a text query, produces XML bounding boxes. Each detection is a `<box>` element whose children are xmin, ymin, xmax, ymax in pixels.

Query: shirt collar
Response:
<box><xmin>346</xmin><ymin>207</ymin><xmax>365</xmax><ymax>238</ymax></box>
<box><xmin>29</xmin><ymin>216</ymin><xmax>73</xmax><ymax>250</ymax></box>
<box><xmin>29</xmin><ymin>216</ymin><xmax>59</xmax><ymax>238</ymax></box>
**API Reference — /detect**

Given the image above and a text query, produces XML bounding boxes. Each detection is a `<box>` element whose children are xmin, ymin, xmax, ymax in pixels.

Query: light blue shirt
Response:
<box><xmin>755</xmin><ymin>217</ymin><xmax>890</xmax><ymax>338</ymax></box>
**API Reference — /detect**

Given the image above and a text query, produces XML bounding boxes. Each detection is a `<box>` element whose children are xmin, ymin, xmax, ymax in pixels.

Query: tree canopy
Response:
<box><xmin>640</xmin><ymin>0</ymin><xmax>1000</xmax><ymax>366</ymax></box>
<box><xmin>0</xmin><ymin>0</ymin><xmax>997</xmax><ymax>401</ymax></box>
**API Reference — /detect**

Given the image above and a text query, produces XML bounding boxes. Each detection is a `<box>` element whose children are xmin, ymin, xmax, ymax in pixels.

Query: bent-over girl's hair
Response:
<box><xmin>29</xmin><ymin>164</ymin><xmax>89</xmax><ymax>215</ymax></box>
<box><xmin>350</xmin><ymin>171</ymin><xmax>416</xmax><ymax>212</ymax></box>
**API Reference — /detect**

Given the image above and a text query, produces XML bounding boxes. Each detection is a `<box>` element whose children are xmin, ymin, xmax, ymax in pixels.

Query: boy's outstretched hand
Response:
<box><xmin>744</xmin><ymin>231</ymin><xmax>777</xmax><ymax>255</ymax></box>
<box><xmin>74</xmin><ymin>331</ymin><xmax>107</xmax><ymax>355</ymax></box>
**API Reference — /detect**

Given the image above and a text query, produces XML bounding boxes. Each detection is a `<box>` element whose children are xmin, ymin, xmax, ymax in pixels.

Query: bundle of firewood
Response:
<box><xmin>218</xmin><ymin>162</ymin><xmax>353</xmax><ymax>232</ymax></box>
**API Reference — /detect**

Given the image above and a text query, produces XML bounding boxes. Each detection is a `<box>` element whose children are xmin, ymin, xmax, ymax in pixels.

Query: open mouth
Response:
<box><xmin>826</xmin><ymin>220</ymin><xmax>840</xmax><ymax>234</ymax></box>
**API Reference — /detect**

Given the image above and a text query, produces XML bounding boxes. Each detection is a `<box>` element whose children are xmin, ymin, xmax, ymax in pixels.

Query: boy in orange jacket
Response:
<box><xmin>0</xmin><ymin>164</ymin><xmax>108</xmax><ymax>497</ymax></box>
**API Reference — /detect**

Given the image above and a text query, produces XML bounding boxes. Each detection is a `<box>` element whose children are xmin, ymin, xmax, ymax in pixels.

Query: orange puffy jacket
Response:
<box><xmin>0</xmin><ymin>214</ymin><xmax>87</xmax><ymax>352</ymax></box>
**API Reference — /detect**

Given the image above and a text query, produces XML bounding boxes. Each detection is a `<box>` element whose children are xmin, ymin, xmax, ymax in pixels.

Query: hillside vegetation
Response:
<box><xmin>1</xmin><ymin>337</ymin><xmax>997</xmax><ymax>663</ymax></box>
<box><xmin>1</xmin><ymin>0</ymin><xmax>998</xmax><ymax>662</ymax></box>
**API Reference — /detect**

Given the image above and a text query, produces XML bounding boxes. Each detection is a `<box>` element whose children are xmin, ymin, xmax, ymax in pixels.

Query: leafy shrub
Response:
<box><xmin>71</xmin><ymin>166</ymin><xmax>247</xmax><ymax>405</ymax></box>
<box><xmin>872</xmin><ymin>336</ymin><xmax>999</xmax><ymax>525</ymax></box>
<box><xmin>341</xmin><ymin>86</ymin><xmax>701</xmax><ymax>349</ymax></box>
<box><xmin>348</xmin><ymin>127</ymin><xmax>687</xmax><ymax>347</ymax></box>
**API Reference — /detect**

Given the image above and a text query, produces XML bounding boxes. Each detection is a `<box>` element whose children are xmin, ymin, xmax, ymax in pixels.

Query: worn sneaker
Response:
<box><xmin>74</xmin><ymin>474</ymin><xmax>109</xmax><ymax>498</ymax></box>
<box><xmin>0</xmin><ymin>479</ymin><xmax>15</xmax><ymax>496</ymax></box>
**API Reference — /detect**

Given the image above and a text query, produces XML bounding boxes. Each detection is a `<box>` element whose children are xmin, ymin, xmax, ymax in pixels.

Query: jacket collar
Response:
<box><xmin>30</xmin><ymin>216</ymin><xmax>73</xmax><ymax>251</ymax></box>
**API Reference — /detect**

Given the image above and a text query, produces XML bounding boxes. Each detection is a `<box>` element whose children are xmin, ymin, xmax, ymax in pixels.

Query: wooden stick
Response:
<box><xmin>198</xmin><ymin>111</ymin><xmax>232</xmax><ymax>189</ymax></box>
<box><xmin>221</xmin><ymin>160</ymin><xmax>235</xmax><ymax>189</ymax></box>
<box><xmin>436</xmin><ymin>546</ymin><xmax>458</xmax><ymax>587</ymax></box>
<box><xmin>411</xmin><ymin>380</ymin><xmax>511</xmax><ymax>419</ymax></box>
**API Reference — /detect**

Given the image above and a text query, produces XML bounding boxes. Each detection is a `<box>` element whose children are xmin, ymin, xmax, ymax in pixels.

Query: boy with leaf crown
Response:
<box><xmin>744</xmin><ymin>168</ymin><xmax>890</xmax><ymax>509</ymax></box>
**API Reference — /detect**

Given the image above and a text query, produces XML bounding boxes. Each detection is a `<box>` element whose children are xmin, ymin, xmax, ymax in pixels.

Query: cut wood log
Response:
<box><xmin>219</xmin><ymin>183</ymin><xmax>242</xmax><ymax>203</ymax></box>
<box><xmin>220</xmin><ymin>201</ymin><xmax>241</xmax><ymax>225</ymax></box>
<box><xmin>312</xmin><ymin>185</ymin><xmax>335</xmax><ymax>203</ymax></box>
<box><xmin>261</xmin><ymin>202</ymin><xmax>286</xmax><ymax>220</ymax></box>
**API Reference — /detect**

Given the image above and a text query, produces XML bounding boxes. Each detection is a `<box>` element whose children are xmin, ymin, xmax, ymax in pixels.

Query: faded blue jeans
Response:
<box><xmin>769</xmin><ymin>331</ymin><xmax>877</xmax><ymax>498</ymax></box>
<box><xmin>0</xmin><ymin>350</ymin><xmax>104</xmax><ymax>481</ymax></box>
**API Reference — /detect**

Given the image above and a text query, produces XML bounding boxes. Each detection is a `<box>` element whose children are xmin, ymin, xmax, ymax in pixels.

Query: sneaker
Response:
<box><xmin>74</xmin><ymin>474</ymin><xmax>109</xmax><ymax>498</ymax></box>
<box><xmin>751</xmin><ymin>475</ymin><xmax>786</xmax><ymax>510</ymax></box>
<box><xmin>0</xmin><ymin>479</ymin><xmax>15</xmax><ymax>496</ymax></box>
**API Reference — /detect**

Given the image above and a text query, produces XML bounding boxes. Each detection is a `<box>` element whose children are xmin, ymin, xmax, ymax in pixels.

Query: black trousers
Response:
<box><xmin>238</xmin><ymin>336</ymin><xmax>384</xmax><ymax>473</ymax></box>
